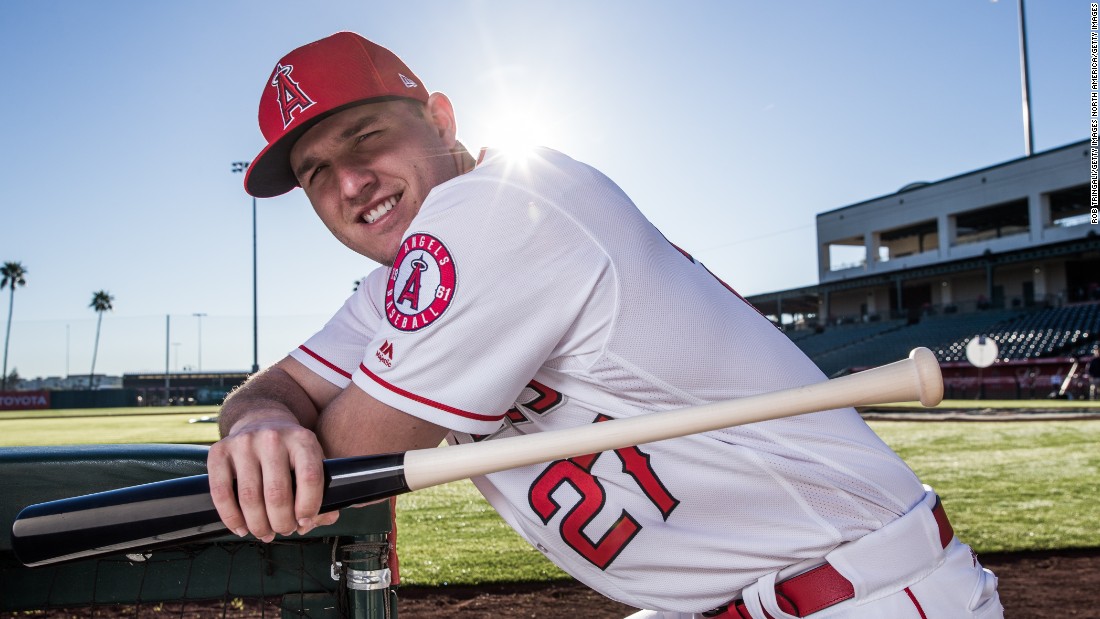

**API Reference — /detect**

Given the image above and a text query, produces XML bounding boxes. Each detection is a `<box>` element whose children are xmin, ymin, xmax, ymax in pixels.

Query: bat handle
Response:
<box><xmin>318</xmin><ymin>453</ymin><xmax>410</xmax><ymax>512</ymax></box>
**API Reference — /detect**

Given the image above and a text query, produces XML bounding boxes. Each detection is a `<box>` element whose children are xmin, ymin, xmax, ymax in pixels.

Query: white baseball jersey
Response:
<box><xmin>291</xmin><ymin>148</ymin><xmax>927</xmax><ymax>613</ymax></box>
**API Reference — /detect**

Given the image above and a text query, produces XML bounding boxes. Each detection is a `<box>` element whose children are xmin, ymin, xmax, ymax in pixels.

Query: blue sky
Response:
<box><xmin>0</xmin><ymin>1</ymin><xmax>1086</xmax><ymax>379</ymax></box>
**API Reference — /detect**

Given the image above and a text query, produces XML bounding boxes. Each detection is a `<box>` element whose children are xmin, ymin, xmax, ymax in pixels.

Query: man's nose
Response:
<box><xmin>335</xmin><ymin>160</ymin><xmax>378</xmax><ymax>200</ymax></box>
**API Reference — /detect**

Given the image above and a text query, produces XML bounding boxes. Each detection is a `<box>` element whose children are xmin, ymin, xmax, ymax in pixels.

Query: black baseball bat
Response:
<box><xmin>10</xmin><ymin>348</ymin><xmax>943</xmax><ymax>568</ymax></box>
<box><xmin>10</xmin><ymin>453</ymin><xmax>408</xmax><ymax>567</ymax></box>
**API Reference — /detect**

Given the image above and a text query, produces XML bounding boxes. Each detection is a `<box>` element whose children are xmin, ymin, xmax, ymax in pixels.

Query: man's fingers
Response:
<box><xmin>257</xmin><ymin>437</ymin><xmax>299</xmax><ymax>538</ymax></box>
<box><xmin>296</xmin><ymin>510</ymin><xmax>340</xmax><ymax>535</ymax></box>
<box><xmin>233</xmin><ymin>451</ymin><xmax>277</xmax><ymax>542</ymax></box>
<box><xmin>207</xmin><ymin>446</ymin><xmax>249</xmax><ymax>538</ymax></box>
<box><xmin>290</xmin><ymin>445</ymin><xmax>326</xmax><ymax>531</ymax></box>
<box><xmin>209</xmin><ymin>413</ymin><xmax>336</xmax><ymax>542</ymax></box>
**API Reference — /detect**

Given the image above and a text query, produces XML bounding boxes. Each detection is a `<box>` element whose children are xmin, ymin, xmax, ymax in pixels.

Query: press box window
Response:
<box><xmin>952</xmin><ymin>199</ymin><xmax>1029</xmax><ymax>247</ymax></box>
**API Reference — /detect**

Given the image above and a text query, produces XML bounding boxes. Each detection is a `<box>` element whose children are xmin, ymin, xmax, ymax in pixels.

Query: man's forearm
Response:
<box><xmin>218</xmin><ymin>363</ymin><xmax>322</xmax><ymax>438</ymax></box>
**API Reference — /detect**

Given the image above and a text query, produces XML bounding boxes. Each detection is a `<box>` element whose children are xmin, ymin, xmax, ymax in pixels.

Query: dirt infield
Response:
<box><xmin>1</xmin><ymin>547</ymin><xmax>1093</xmax><ymax>618</ymax></box>
<box><xmin>395</xmin><ymin>548</ymin><xmax>1100</xmax><ymax>618</ymax></box>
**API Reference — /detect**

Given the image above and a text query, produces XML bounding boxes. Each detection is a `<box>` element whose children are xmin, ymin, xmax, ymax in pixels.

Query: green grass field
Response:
<box><xmin>394</xmin><ymin>419</ymin><xmax>1100</xmax><ymax>585</ymax></box>
<box><xmin>0</xmin><ymin>406</ymin><xmax>221</xmax><ymax>445</ymax></box>
<box><xmin>1</xmin><ymin>405</ymin><xmax>1097</xmax><ymax>586</ymax></box>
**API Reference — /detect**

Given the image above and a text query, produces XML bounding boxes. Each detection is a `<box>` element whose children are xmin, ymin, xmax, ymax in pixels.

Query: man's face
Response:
<box><xmin>289</xmin><ymin>99</ymin><xmax>459</xmax><ymax>265</ymax></box>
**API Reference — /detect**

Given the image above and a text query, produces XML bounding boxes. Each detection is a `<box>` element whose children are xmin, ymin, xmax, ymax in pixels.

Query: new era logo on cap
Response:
<box><xmin>244</xmin><ymin>32</ymin><xmax>430</xmax><ymax>199</ymax></box>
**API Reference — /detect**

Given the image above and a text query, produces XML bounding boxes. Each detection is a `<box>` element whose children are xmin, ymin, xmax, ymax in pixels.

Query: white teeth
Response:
<box><xmin>363</xmin><ymin>196</ymin><xmax>397</xmax><ymax>224</ymax></box>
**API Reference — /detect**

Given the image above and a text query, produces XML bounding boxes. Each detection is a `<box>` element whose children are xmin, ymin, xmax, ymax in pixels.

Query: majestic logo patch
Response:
<box><xmin>270</xmin><ymin>63</ymin><xmax>316</xmax><ymax>129</ymax></box>
<box><xmin>376</xmin><ymin>340</ymin><xmax>394</xmax><ymax>367</ymax></box>
<box><xmin>386</xmin><ymin>233</ymin><xmax>456</xmax><ymax>332</ymax></box>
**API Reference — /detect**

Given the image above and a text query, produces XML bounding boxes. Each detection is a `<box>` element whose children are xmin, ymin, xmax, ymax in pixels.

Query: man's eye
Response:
<box><xmin>308</xmin><ymin>165</ymin><xmax>328</xmax><ymax>184</ymax></box>
<box><xmin>356</xmin><ymin>131</ymin><xmax>380</xmax><ymax>144</ymax></box>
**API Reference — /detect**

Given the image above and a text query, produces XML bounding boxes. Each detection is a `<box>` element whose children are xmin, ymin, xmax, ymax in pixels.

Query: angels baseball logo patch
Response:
<box><xmin>271</xmin><ymin>63</ymin><xmax>315</xmax><ymax>129</ymax></box>
<box><xmin>386</xmin><ymin>233</ymin><xmax>456</xmax><ymax>332</ymax></box>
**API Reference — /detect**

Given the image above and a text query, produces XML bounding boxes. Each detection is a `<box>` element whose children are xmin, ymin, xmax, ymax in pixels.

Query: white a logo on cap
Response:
<box><xmin>399</xmin><ymin>73</ymin><xmax>418</xmax><ymax>89</ymax></box>
<box><xmin>271</xmin><ymin>63</ymin><xmax>316</xmax><ymax>129</ymax></box>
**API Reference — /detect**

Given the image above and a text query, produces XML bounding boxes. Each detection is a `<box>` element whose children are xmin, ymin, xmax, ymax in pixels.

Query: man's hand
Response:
<box><xmin>207</xmin><ymin>358</ymin><xmax>343</xmax><ymax>541</ymax></box>
<box><xmin>207</xmin><ymin>355</ymin><xmax>448</xmax><ymax>542</ymax></box>
<box><xmin>208</xmin><ymin>412</ymin><xmax>338</xmax><ymax>541</ymax></box>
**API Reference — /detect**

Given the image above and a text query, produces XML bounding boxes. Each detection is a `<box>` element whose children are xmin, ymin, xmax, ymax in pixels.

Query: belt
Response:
<box><xmin>705</xmin><ymin>498</ymin><xmax>954</xmax><ymax>619</ymax></box>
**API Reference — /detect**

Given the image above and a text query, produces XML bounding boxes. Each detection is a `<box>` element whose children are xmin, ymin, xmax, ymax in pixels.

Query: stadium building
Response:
<box><xmin>746</xmin><ymin>139</ymin><xmax>1099</xmax><ymax>398</ymax></box>
<box><xmin>122</xmin><ymin>371</ymin><xmax>250</xmax><ymax>406</ymax></box>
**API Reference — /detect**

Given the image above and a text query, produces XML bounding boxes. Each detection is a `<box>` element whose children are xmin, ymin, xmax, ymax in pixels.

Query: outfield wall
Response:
<box><xmin>0</xmin><ymin>389</ymin><xmax>138</xmax><ymax>410</ymax></box>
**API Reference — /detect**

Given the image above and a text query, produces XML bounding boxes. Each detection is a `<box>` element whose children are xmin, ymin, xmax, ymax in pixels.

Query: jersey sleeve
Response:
<box><xmin>351</xmin><ymin>166</ymin><xmax>615</xmax><ymax>435</ymax></box>
<box><xmin>289</xmin><ymin>267</ymin><xmax>388</xmax><ymax>387</ymax></box>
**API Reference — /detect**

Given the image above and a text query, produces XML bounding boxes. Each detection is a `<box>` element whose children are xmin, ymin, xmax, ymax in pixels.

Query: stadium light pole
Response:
<box><xmin>1016</xmin><ymin>0</ymin><xmax>1034</xmax><ymax>156</ymax></box>
<box><xmin>165</xmin><ymin>315</ymin><xmax>171</xmax><ymax>405</ymax></box>
<box><xmin>231</xmin><ymin>161</ymin><xmax>260</xmax><ymax>374</ymax></box>
<box><xmin>192</xmin><ymin>312</ymin><xmax>206</xmax><ymax>372</ymax></box>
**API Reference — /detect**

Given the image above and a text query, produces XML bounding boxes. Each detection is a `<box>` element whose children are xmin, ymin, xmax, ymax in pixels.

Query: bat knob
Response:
<box><xmin>909</xmin><ymin>347</ymin><xmax>944</xmax><ymax>408</ymax></box>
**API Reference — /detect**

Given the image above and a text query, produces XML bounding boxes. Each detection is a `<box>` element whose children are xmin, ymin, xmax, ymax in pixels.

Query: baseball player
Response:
<box><xmin>209</xmin><ymin>32</ymin><xmax>1003</xmax><ymax>618</ymax></box>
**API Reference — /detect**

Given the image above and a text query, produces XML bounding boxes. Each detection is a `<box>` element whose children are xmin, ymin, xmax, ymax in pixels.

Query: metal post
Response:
<box><xmin>986</xmin><ymin>261</ymin><xmax>995</xmax><ymax>306</ymax></box>
<box><xmin>1017</xmin><ymin>0</ymin><xmax>1034</xmax><ymax>156</ymax></box>
<box><xmin>229</xmin><ymin>162</ymin><xmax>259</xmax><ymax>373</ymax></box>
<box><xmin>165</xmin><ymin>315</ymin><xmax>171</xmax><ymax>405</ymax></box>
<box><xmin>232</xmin><ymin>161</ymin><xmax>260</xmax><ymax>375</ymax></box>
<box><xmin>193</xmin><ymin>312</ymin><xmax>206</xmax><ymax>372</ymax></box>
<box><xmin>336</xmin><ymin>535</ymin><xmax>395</xmax><ymax>619</ymax></box>
<box><xmin>252</xmin><ymin>194</ymin><xmax>259</xmax><ymax>374</ymax></box>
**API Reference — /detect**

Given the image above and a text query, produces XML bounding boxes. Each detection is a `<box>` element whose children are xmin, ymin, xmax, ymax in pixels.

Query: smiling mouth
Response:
<box><xmin>363</xmin><ymin>194</ymin><xmax>400</xmax><ymax>225</ymax></box>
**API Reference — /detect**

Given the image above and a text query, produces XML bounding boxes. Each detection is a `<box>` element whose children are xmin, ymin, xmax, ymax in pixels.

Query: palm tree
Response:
<box><xmin>1</xmin><ymin>262</ymin><xmax>27</xmax><ymax>391</ymax></box>
<box><xmin>88</xmin><ymin>290</ymin><xmax>115</xmax><ymax>390</ymax></box>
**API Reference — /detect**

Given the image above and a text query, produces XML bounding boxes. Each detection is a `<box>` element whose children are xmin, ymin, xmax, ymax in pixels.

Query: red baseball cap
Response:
<box><xmin>244</xmin><ymin>32</ymin><xmax>429</xmax><ymax>198</ymax></box>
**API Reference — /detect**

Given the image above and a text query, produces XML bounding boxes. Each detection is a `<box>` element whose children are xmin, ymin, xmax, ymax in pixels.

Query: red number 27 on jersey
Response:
<box><xmin>527</xmin><ymin>414</ymin><xmax>680</xmax><ymax>570</ymax></box>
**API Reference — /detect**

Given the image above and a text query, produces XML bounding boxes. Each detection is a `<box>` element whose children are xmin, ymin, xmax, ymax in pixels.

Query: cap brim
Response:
<box><xmin>243</xmin><ymin>121</ymin><xmax>310</xmax><ymax>198</ymax></box>
<box><xmin>244</xmin><ymin>99</ymin><xmax>395</xmax><ymax>198</ymax></box>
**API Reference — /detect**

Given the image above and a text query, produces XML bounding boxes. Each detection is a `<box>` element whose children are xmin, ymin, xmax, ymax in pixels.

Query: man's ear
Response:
<box><xmin>426</xmin><ymin>92</ymin><xmax>458</xmax><ymax>147</ymax></box>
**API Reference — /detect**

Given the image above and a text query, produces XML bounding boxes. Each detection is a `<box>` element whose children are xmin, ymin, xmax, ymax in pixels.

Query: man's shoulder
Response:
<box><xmin>412</xmin><ymin>146</ymin><xmax>637</xmax><ymax>253</ymax></box>
<box><xmin>467</xmin><ymin>147</ymin><xmax>607</xmax><ymax>185</ymax></box>
<box><xmin>422</xmin><ymin>147</ymin><xmax>615</xmax><ymax>214</ymax></box>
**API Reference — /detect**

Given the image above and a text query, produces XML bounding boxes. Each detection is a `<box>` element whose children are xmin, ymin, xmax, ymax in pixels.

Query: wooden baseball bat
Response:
<box><xmin>11</xmin><ymin>348</ymin><xmax>942</xmax><ymax>568</ymax></box>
